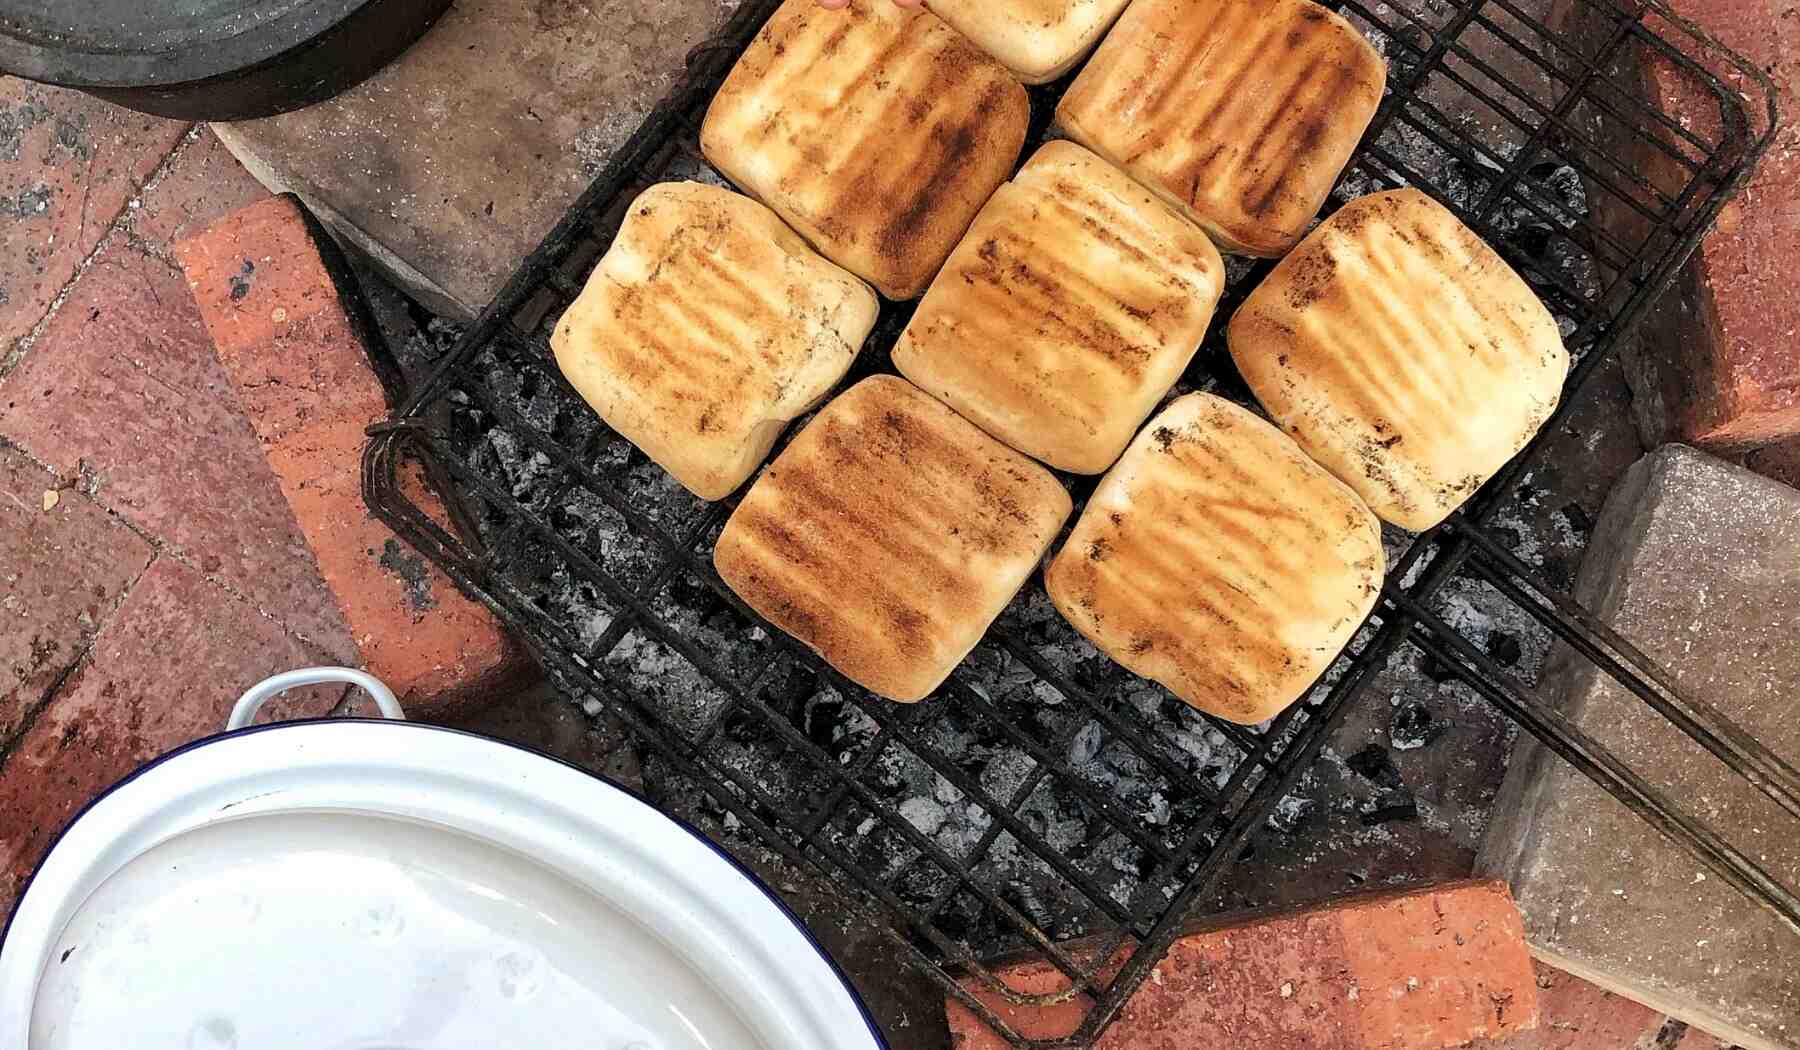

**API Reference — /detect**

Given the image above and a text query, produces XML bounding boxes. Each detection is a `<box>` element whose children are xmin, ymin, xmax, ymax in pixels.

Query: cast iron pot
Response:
<box><xmin>0</xmin><ymin>0</ymin><xmax>452</xmax><ymax>120</ymax></box>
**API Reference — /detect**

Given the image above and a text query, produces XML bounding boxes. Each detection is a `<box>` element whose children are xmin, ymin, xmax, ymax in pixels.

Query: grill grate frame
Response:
<box><xmin>363</xmin><ymin>1</ymin><xmax>1790</xmax><ymax>1046</ymax></box>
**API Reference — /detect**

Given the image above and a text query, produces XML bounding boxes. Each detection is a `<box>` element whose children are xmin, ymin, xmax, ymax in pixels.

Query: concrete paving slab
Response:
<box><xmin>1479</xmin><ymin>445</ymin><xmax>1800</xmax><ymax>1050</ymax></box>
<box><xmin>211</xmin><ymin>0</ymin><xmax>743</xmax><ymax>319</ymax></box>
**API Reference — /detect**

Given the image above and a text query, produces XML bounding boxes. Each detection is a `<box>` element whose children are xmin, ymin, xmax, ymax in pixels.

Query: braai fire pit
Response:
<box><xmin>362</xmin><ymin>1</ymin><xmax>1792</xmax><ymax>1047</ymax></box>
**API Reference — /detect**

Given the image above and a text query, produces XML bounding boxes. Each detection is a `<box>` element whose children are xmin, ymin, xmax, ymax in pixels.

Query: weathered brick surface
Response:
<box><xmin>0</xmin><ymin>243</ymin><xmax>356</xmax><ymax>658</ymax></box>
<box><xmin>1480</xmin><ymin>445</ymin><xmax>1800</xmax><ymax>1050</ymax></box>
<box><xmin>0</xmin><ymin>77</ymin><xmax>188</xmax><ymax>364</ymax></box>
<box><xmin>1608</xmin><ymin>0</ymin><xmax>1800</xmax><ymax>451</ymax></box>
<box><xmin>1464</xmin><ymin>961</ymin><xmax>1670</xmax><ymax>1050</ymax></box>
<box><xmin>944</xmin><ymin>880</ymin><xmax>1538</xmax><ymax>1050</ymax></box>
<box><xmin>130</xmin><ymin>126</ymin><xmax>271</xmax><ymax>257</ymax></box>
<box><xmin>176</xmin><ymin>195</ymin><xmax>524</xmax><ymax>719</ymax></box>
<box><xmin>0</xmin><ymin>557</ymin><xmax>341</xmax><ymax>912</ymax></box>
<box><xmin>0</xmin><ymin>444</ymin><xmax>153</xmax><ymax>745</ymax></box>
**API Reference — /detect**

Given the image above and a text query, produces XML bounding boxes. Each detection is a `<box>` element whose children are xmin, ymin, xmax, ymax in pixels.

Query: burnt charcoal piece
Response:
<box><xmin>1390</xmin><ymin>700</ymin><xmax>1447</xmax><ymax>751</ymax></box>
<box><xmin>1360</xmin><ymin>793</ymin><xmax>1419</xmax><ymax>826</ymax></box>
<box><xmin>1265</xmin><ymin>795</ymin><xmax>1315</xmax><ymax>834</ymax></box>
<box><xmin>1486</xmin><ymin>631</ymin><xmax>1524</xmax><ymax>668</ymax></box>
<box><xmin>1559</xmin><ymin>501</ymin><xmax>1595</xmax><ymax>539</ymax></box>
<box><xmin>1346</xmin><ymin>743</ymin><xmax>1405</xmax><ymax>789</ymax></box>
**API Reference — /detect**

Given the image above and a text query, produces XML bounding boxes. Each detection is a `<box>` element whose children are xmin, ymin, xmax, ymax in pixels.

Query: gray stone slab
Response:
<box><xmin>1478</xmin><ymin>444</ymin><xmax>1800</xmax><ymax>1050</ymax></box>
<box><xmin>212</xmin><ymin>0</ymin><xmax>742</xmax><ymax>318</ymax></box>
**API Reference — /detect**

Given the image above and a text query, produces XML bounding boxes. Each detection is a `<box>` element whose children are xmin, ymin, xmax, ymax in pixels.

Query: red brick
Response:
<box><xmin>1463</xmin><ymin>961</ymin><xmax>1667</xmax><ymax>1050</ymax></box>
<box><xmin>0</xmin><ymin>444</ymin><xmax>153</xmax><ymax>744</ymax></box>
<box><xmin>1673</xmin><ymin>1025</ymin><xmax>1733</xmax><ymax>1050</ymax></box>
<box><xmin>944</xmin><ymin>880</ymin><xmax>1539</xmax><ymax>1050</ymax></box>
<box><xmin>0</xmin><ymin>78</ymin><xmax>188</xmax><ymax>362</ymax></box>
<box><xmin>0</xmin><ymin>556</ymin><xmax>341</xmax><ymax>911</ymax></box>
<box><xmin>1618</xmin><ymin>0</ymin><xmax>1800</xmax><ymax>451</ymax></box>
<box><xmin>1743</xmin><ymin>437</ymin><xmax>1800</xmax><ymax>491</ymax></box>
<box><xmin>176</xmin><ymin>195</ymin><xmax>525</xmax><ymax>719</ymax></box>
<box><xmin>130</xmin><ymin>126</ymin><xmax>271</xmax><ymax>257</ymax></box>
<box><xmin>0</xmin><ymin>243</ymin><xmax>356</xmax><ymax>659</ymax></box>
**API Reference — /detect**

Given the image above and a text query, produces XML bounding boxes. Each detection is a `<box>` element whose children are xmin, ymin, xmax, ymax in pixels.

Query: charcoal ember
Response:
<box><xmin>1380</xmin><ymin>21</ymin><xmax>1431</xmax><ymax>81</ymax></box>
<box><xmin>1360</xmin><ymin>793</ymin><xmax>1419</xmax><ymax>826</ymax></box>
<box><xmin>1486</xmin><ymin>630</ymin><xmax>1523</xmax><ymax>668</ymax></box>
<box><xmin>1389</xmin><ymin>700</ymin><xmax>1447</xmax><ymax>751</ymax></box>
<box><xmin>1558</xmin><ymin>501</ymin><xmax>1594</xmax><ymax>540</ymax></box>
<box><xmin>478</xmin><ymin>428</ymin><xmax>556</xmax><ymax>504</ymax></box>
<box><xmin>754</xmin><ymin>659</ymin><xmax>813</xmax><ymax>719</ymax></box>
<box><xmin>1069</xmin><ymin>721</ymin><xmax>1104</xmax><ymax>765</ymax></box>
<box><xmin>1346</xmin><ymin>743</ymin><xmax>1405</xmax><ymax>789</ymax></box>
<box><xmin>812</xmin><ymin>694</ymin><xmax>876</xmax><ymax>764</ymax></box>
<box><xmin>666</xmin><ymin>573</ymin><xmax>730</xmax><ymax>619</ymax></box>
<box><xmin>1528</xmin><ymin>161</ymin><xmax>1588</xmax><ymax>219</ymax></box>
<box><xmin>1265</xmin><ymin>794</ymin><xmax>1315</xmax><ymax>834</ymax></box>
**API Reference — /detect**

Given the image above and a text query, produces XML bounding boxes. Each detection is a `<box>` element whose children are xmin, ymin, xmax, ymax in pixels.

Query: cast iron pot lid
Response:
<box><xmin>0</xmin><ymin>669</ymin><xmax>885</xmax><ymax>1050</ymax></box>
<box><xmin>0</xmin><ymin>0</ymin><xmax>374</xmax><ymax>87</ymax></box>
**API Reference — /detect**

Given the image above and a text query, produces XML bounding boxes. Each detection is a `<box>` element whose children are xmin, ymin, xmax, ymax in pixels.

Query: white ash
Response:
<box><xmin>1267</xmin><ymin>794</ymin><xmax>1317</xmax><ymax>834</ymax></box>
<box><xmin>899</xmin><ymin>797</ymin><xmax>947</xmax><ymax>837</ymax></box>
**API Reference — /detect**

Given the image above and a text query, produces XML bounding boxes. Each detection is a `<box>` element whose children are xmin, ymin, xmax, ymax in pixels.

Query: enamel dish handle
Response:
<box><xmin>226</xmin><ymin>667</ymin><xmax>406</xmax><ymax>730</ymax></box>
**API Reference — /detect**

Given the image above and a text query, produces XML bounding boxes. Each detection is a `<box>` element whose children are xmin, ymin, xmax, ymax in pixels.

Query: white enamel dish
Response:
<box><xmin>0</xmin><ymin>669</ymin><xmax>885</xmax><ymax>1050</ymax></box>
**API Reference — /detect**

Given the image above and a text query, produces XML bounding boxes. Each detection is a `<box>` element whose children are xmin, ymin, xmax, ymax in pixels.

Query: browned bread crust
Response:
<box><xmin>1228</xmin><ymin>189</ymin><xmax>1569</xmax><ymax>530</ymax></box>
<box><xmin>716</xmin><ymin>376</ymin><xmax>1072</xmax><ymax>701</ymax></box>
<box><xmin>929</xmin><ymin>0</ymin><xmax>1133</xmax><ymax>84</ymax></box>
<box><xmin>1056</xmin><ymin>0</ymin><xmax>1386</xmax><ymax>257</ymax></box>
<box><xmin>1046</xmin><ymin>393</ymin><xmax>1383</xmax><ymax>724</ymax></box>
<box><xmin>551</xmin><ymin>182</ymin><xmax>878</xmax><ymax>500</ymax></box>
<box><xmin>701</xmin><ymin>0</ymin><xmax>1030</xmax><ymax>299</ymax></box>
<box><xmin>895</xmin><ymin>141</ymin><xmax>1224</xmax><ymax>474</ymax></box>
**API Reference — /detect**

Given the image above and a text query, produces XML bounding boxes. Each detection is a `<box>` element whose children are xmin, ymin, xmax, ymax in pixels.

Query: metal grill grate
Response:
<box><xmin>363</xmin><ymin>1</ymin><xmax>1789</xmax><ymax>1045</ymax></box>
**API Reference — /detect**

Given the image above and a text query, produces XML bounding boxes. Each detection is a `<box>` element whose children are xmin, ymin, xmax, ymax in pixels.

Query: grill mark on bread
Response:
<box><xmin>714</xmin><ymin>376</ymin><xmax>1069</xmax><ymax>701</ymax></box>
<box><xmin>1057</xmin><ymin>0</ymin><xmax>1385</xmax><ymax>255</ymax></box>
<box><xmin>551</xmin><ymin>183</ymin><xmax>876</xmax><ymax>499</ymax></box>
<box><xmin>703</xmin><ymin>0</ymin><xmax>1028</xmax><ymax>298</ymax></box>
<box><xmin>893</xmin><ymin>141</ymin><xmax>1222</xmax><ymax>473</ymax></box>
<box><xmin>1228</xmin><ymin>189</ymin><xmax>1569</xmax><ymax>530</ymax></box>
<box><xmin>1046</xmin><ymin>393</ymin><xmax>1382</xmax><ymax>724</ymax></box>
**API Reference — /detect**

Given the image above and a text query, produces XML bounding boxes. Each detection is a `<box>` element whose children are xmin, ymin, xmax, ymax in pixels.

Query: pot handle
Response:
<box><xmin>227</xmin><ymin>667</ymin><xmax>406</xmax><ymax>731</ymax></box>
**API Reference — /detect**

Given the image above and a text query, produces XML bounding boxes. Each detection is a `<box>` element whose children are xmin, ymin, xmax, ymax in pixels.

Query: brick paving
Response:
<box><xmin>177</xmin><ymin>195</ymin><xmax>524</xmax><ymax>721</ymax></box>
<box><xmin>945</xmin><ymin>881</ymin><xmax>1542</xmax><ymax>1050</ymax></box>
<box><xmin>0</xmin><ymin>78</ymin><xmax>352</xmax><ymax>912</ymax></box>
<box><xmin>0</xmin><ymin>76</ymin><xmax>531</xmax><ymax>918</ymax></box>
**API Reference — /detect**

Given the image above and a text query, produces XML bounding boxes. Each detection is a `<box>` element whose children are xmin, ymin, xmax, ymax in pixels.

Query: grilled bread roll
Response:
<box><xmin>715</xmin><ymin>376</ymin><xmax>1071</xmax><ymax>702</ymax></box>
<box><xmin>700</xmin><ymin>0</ymin><xmax>1030</xmax><ymax>299</ymax></box>
<box><xmin>1228</xmin><ymin>188</ymin><xmax>1569</xmax><ymax>531</ymax></box>
<box><xmin>929</xmin><ymin>0</ymin><xmax>1133</xmax><ymax>84</ymax></box>
<box><xmin>1046</xmin><ymin>393</ymin><xmax>1384</xmax><ymax>725</ymax></box>
<box><xmin>1056</xmin><ymin>0</ymin><xmax>1386</xmax><ymax>257</ymax></box>
<box><xmin>551</xmin><ymin>182</ymin><xmax>878</xmax><ymax>501</ymax></box>
<box><xmin>894</xmin><ymin>141</ymin><xmax>1224</xmax><ymax>474</ymax></box>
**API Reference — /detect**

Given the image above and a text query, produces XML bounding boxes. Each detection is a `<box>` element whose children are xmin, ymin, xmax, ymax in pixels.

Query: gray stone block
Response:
<box><xmin>1479</xmin><ymin>444</ymin><xmax>1800</xmax><ymax>1049</ymax></box>
<box><xmin>213</xmin><ymin>0</ymin><xmax>742</xmax><ymax>318</ymax></box>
